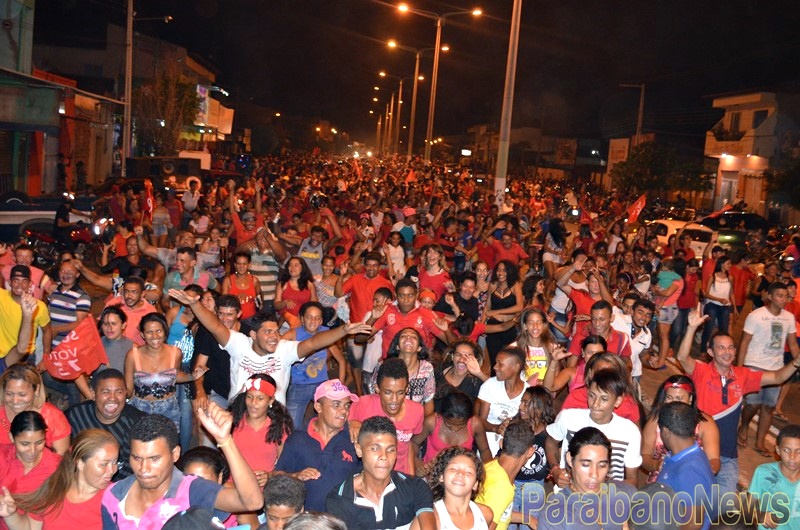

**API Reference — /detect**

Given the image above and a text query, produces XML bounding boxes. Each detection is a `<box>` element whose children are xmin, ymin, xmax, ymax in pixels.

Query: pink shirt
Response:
<box><xmin>349</xmin><ymin>394</ymin><xmax>424</xmax><ymax>475</ymax></box>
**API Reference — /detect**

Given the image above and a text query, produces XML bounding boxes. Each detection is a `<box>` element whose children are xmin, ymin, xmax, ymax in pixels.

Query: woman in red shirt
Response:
<box><xmin>230</xmin><ymin>374</ymin><xmax>292</xmax><ymax>528</ymax></box>
<box><xmin>275</xmin><ymin>257</ymin><xmax>317</xmax><ymax>328</ymax></box>
<box><xmin>0</xmin><ymin>429</ymin><xmax>118</xmax><ymax>530</ymax></box>
<box><xmin>0</xmin><ymin>411</ymin><xmax>61</xmax><ymax>528</ymax></box>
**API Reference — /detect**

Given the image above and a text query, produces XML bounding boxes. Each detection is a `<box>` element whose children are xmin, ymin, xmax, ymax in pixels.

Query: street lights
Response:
<box><xmin>379</xmin><ymin>70</ymin><xmax>424</xmax><ymax>155</ymax></box>
<box><xmin>122</xmin><ymin>1</ymin><xmax>172</xmax><ymax>177</ymax></box>
<box><xmin>397</xmin><ymin>3</ymin><xmax>482</xmax><ymax>163</ymax></box>
<box><xmin>387</xmin><ymin>39</ymin><xmax>445</xmax><ymax>160</ymax></box>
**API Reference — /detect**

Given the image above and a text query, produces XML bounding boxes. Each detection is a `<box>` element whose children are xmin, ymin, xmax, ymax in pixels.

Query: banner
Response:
<box><xmin>143</xmin><ymin>179</ymin><xmax>154</xmax><ymax>222</ymax></box>
<box><xmin>626</xmin><ymin>194</ymin><xmax>647</xmax><ymax>224</ymax></box>
<box><xmin>45</xmin><ymin>317</ymin><xmax>108</xmax><ymax>380</ymax></box>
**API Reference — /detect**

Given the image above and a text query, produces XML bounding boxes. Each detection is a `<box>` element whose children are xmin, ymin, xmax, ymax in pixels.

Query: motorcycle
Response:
<box><xmin>23</xmin><ymin>215</ymin><xmax>115</xmax><ymax>269</ymax></box>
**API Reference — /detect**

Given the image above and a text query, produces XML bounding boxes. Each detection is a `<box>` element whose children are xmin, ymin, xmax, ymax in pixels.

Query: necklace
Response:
<box><xmin>495</xmin><ymin>284</ymin><xmax>509</xmax><ymax>297</ymax></box>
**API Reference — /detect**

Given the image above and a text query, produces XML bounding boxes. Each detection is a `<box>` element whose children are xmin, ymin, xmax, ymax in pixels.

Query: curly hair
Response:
<box><xmin>386</xmin><ymin>327</ymin><xmax>430</xmax><ymax>361</ymax></box>
<box><xmin>646</xmin><ymin>374</ymin><xmax>706</xmax><ymax>424</ymax></box>
<box><xmin>279</xmin><ymin>257</ymin><xmax>314</xmax><ymax>291</ymax></box>
<box><xmin>427</xmin><ymin>446</ymin><xmax>485</xmax><ymax>502</ymax></box>
<box><xmin>230</xmin><ymin>374</ymin><xmax>293</xmax><ymax>445</ymax></box>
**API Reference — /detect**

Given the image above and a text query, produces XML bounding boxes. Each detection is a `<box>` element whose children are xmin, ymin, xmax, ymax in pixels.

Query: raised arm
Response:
<box><xmin>73</xmin><ymin>259</ymin><xmax>113</xmax><ymax>291</ymax></box>
<box><xmin>169</xmin><ymin>289</ymin><xmax>231</xmax><ymax>346</ymax></box>
<box><xmin>134</xmin><ymin>225</ymin><xmax>159</xmax><ymax>259</ymax></box>
<box><xmin>676</xmin><ymin>307</ymin><xmax>707</xmax><ymax>376</ymax></box>
<box><xmin>296</xmin><ymin>321</ymin><xmax>372</xmax><ymax>359</ymax></box>
<box><xmin>197</xmin><ymin>402</ymin><xmax>264</xmax><ymax>513</ymax></box>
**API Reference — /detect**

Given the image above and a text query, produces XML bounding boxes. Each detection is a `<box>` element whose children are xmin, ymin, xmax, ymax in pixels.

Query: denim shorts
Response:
<box><xmin>657</xmin><ymin>304</ymin><xmax>679</xmax><ymax>324</ymax></box>
<box><xmin>743</xmin><ymin>380</ymin><xmax>780</xmax><ymax>407</ymax></box>
<box><xmin>129</xmin><ymin>394</ymin><xmax>181</xmax><ymax>431</ymax></box>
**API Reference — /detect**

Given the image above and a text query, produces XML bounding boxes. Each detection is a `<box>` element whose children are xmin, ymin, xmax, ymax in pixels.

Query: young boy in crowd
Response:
<box><xmin>747</xmin><ymin>423</ymin><xmax>800</xmax><ymax>530</ymax></box>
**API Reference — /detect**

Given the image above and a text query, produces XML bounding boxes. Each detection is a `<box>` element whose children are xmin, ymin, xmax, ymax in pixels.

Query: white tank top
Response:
<box><xmin>434</xmin><ymin>499</ymin><xmax>489</xmax><ymax>530</ymax></box>
<box><xmin>707</xmin><ymin>275</ymin><xmax>732</xmax><ymax>306</ymax></box>
<box><xmin>551</xmin><ymin>278</ymin><xmax>587</xmax><ymax>313</ymax></box>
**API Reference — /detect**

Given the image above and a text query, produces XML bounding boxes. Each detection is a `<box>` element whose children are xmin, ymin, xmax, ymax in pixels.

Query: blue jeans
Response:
<box><xmin>178</xmin><ymin>385</ymin><xmax>194</xmax><ymax>452</ymax></box>
<box><xmin>130</xmin><ymin>394</ymin><xmax>181</xmax><ymax>433</ymax></box>
<box><xmin>713</xmin><ymin>455</ymin><xmax>739</xmax><ymax>518</ymax></box>
<box><xmin>286</xmin><ymin>383</ymin><xmax>318</xmax><ymax>429</ymax></box>
<box><xmin>41</xmin><ymin>371</ymin><xmax>82</xmax><ymax>408</ymax></box>
<box><xmin>510</xmin><ymin>480</ymin><xmax>546</xmax><ymax>529</ymax></box>
<box><xmin>548</xmin><ymin>310</ymin><xmax>569</xmax><ymax>344</ymax></box>
<box><xmin>670</xmin><ymin>307</ymin><xmax>691</xmax><ymax>350</ymax></box>
<box><xmin>199</xmin><ymin>391</ymin><xmax>229</xmax><ymax>448</ymax></box>
<box><xmin>702</xmin><ymin>303</ymin><xmax>731</xmax><ymax>351</ymax></box>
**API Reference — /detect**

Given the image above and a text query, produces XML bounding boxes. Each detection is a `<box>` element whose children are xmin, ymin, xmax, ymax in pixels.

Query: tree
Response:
<box><xmin>611</xmin><ymin>142</ymin><xmax>713</xmax><ymax>197</ymax></box>
<box><xmin>132</xmin><ymin>62</ymin><xmax>200</xmax><ymax>156</ymax></box>
<box><xmin>765</xmin><ymin>159</ymin><xmax>800</xmax><ymax>210</ymax></box>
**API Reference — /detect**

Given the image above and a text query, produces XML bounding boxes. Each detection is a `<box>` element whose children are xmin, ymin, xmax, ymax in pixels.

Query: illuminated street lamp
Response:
<box><xmin>397</xmin><ymin>3</ymin><xmax>482</xmax><ymax>162</ymax></box>
<box><xmin>387</xmin><ymin>39</ymin><xmax>446</xmax><ymax>160</ymax></box>
<box><xmin>378</xmin><ymin>70</ymin><xmax>424</xmax><ymax>155</ymax></box>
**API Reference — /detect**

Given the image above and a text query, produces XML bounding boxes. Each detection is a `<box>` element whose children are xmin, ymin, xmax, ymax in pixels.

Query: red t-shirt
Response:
<box><xmin>490</xmin><ymin>240</ymin><xmax>529</xmax><ymax>264</ymax></box>
<box><xmin>677</xmin><ymin>272</ymin><xmax>699</xmax><ymax>310</ymax></box>
<box><xmin>569</xmin><ymin>324</ymin><xmax>632</xmax><ymax>358</ymax></box>
<box><xmin>231</xmin><ymin>211</ymin><xmax>265</xmax><ymax>243</ymax></box>
<box><xmin>233</xmin><ymin>416</ymin><xmax>286</xmax><ymax>473</ymax></box>
<box><xmin>373</xmin><ymin>305</ymin><xmax>447</xmax><ymax>356</ymax></box>
<box><xmin>0</xmin><ymin>443</ymin><xmax>61</xmax><ymax>496</ymax></box>
<box><xmin>729</xmin><ymin>265</ymin><xmax>755</xmax><ymax>306</ymax></box>
<box><xmin>0</xmin><ymin>404</ymin><xmax>71</xmax><ymax>452</ymax></box>
<box><xmin>561</xmin><ymin>386</ymin><xmax>640</xmax><ymax>424</ymax></box>
<box><xmin>473</xmin><ymin>241</ymin><xmax>496</xmax><ymax>269</ymax></box>
<box><xmin>690</xmin><ymin>361</ymin><xmax>762</xmax><ymax>417</ymax></box>
<box><xmin>29</xmin><ymin>488</ymin><xmax>104</xmax><ymax>530</ymax></box>
<box><xmin>349</xmin><ymin>394</ymin><xmax>424</xmax><ymax>475</ymax></box>
<box><xmin>418</xmin><ymin>269</ymin><xmax>452</xmax><ymax>301</ymax></box>
<box><xmin>567</xmin><ymin>289</ymin><xmax>597</xmax><ymax>316</ymax></box>
<box><xmin>341</xmin><ymin>274</ymin><xmax>394</xmax><ymax>324</ymax></box>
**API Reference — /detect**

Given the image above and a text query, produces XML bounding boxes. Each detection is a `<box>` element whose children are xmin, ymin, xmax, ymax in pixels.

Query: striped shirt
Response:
<box><xmin>48</xmin><ymin>284</ymin><xmax>91</xmax><ymax>346</ymax></box>
<box><xmin>66</xmin><ymin>402</ymin><xmax>145</xmax><ymax>480</ymax></box>
<box><xmin>546</xmin><ymin>408</ymin><xmax>642</xmax><ymax>483</ymax></box>
<box><xmin>249</xmin><ymin>248</ymin><xmax>280</xmax><ymax>302</ymax></box>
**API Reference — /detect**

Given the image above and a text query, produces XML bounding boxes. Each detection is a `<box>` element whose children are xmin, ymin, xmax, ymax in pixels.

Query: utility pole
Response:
<box><xmin>620</xmin><ymin>83</ymin><xmax>645</xmax><ymax>147</ymax></box>
<box><xmin>494</xmin><ymin>0</ymin><xmax>523</xmax><ymax>203</ymax></box>
<box><xmin>122</xmin><ymin>0</ymin><xmax>133</xmax><ymax>177</ymax></box>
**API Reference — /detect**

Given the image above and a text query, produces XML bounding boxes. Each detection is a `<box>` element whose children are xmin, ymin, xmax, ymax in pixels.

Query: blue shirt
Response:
<box><xmin>657</xmin><ymin>443</ymin><xmax>713</xmax><ymax>530</ymax></box>
<box><xmin>289</xmin><ymin>326</ymin><xmax>329</xmax><ymax>385</ymax></box>
<box><xmin>275</xmin><ymin>420</ymin><xmax>361</xmax><ymax>511</ymax></box>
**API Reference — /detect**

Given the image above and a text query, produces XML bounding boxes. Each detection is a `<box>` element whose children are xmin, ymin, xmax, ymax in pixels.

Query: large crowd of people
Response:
<box><xmin>0</xmin><ymin>153</ymin><xmax>800</xmax><ymax>529</ymax></box>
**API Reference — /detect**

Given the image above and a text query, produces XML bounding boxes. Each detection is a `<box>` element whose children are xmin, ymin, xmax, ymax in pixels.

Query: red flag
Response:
<box><xmin>626</xmin><ymin>194</ymin><xmax>647</xmax><ymax>224</ymax></box>
<box><xmin>706</xmin><ymin>203</ymin><xmax>733</xmax><ymax>219</ymax></box>
<box><xmin>579</xmin><ymin>209</ymin><xmax>593</xmax><ymax>225</ymax></box>
<box><xmin>143</xmin><ymin>179</ymin><xmax>155</xmax><ymax>222</ymax></box>
<box><xmin>45</xmin><ymin>317</ymin><xmax>108</xmax><ymax>380</ymax></box>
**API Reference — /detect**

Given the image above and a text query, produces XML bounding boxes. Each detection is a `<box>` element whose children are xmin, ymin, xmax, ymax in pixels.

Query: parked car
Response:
<box><xmin>699</xmin><ymin>211</ymin><xmax>774</xmax><ymax>232</ymax></box>
<box><xmin>639</xmin><ymin>219</ymin><xmax>714</xmax><ymax>258</ymax></box>
<box><xmin>0</xmin><ymin>192</ymin><xmax>94</xmax><ymax>241</ymax></box>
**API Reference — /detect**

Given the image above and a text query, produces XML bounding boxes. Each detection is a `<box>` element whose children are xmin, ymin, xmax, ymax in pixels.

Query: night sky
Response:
<box><xmin>36</xmin><ymin>0</ymin><xmax>800</xmax><ymax>146</ymax></box>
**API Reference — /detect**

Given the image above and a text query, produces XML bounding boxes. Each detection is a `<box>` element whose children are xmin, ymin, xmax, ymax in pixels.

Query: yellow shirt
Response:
<box><xmin>476</xmin><ymin>459</ymin><xmax>515</xmax><ymax>530</ymax></box>
<box><xmin>0</xmin><ymin>289</ymin><xmax>50</xmax><ymax>357</ymax></box>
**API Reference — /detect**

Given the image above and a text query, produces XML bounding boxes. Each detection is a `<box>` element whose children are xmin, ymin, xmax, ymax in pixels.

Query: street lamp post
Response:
<box><xmin>494</xmin><ymin>0</ymin><xmax>523</xmax><ymax>201</ymax></box>
<box><xmin>387</xmin><ymin>40</ymin><xmax>442</xmax><ymax>160</ymax></box>
<box><xmin>122</xmin><ymin>2</ymin><xmax>172</xmax><ymax>178</ymax></box>
<box><xmin>397</xmin><ymin>4</ymin><xmax>481</xmax><ymax>163</ymax></box>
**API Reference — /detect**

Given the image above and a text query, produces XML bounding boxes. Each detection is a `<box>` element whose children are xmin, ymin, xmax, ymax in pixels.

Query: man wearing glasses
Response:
<box><xmin>169</xmin><ymin>288</ymin><xmax>371</xmax><ymax>405</ymax></box>
<box><xmin>677</xmin><ymin>306</ymin><xmax>800</xmax><ymax>515</ymax></box>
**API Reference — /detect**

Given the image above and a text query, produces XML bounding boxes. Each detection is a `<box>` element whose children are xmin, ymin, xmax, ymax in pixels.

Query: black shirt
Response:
<box><xmin>100</xmin><ymin>255</ymin><xmax>158</xmax><ymax>277</ymax></box>
<box><xmin>192</xmin><ymin>325</ymin><xmax>232</xmax><ymax>399</ymax></box>
<box><xmin>326</xmin><ymin>471</ymin><xmax>434</xmax><ymax>530</ymax></box>
<box><xmin>66</xmin><ymin>402</ymin><xmax>145</xmax><ymax>480</ymax></box>
<box><xmin>433</xmin><ymin>292</ymin><xmax>480</xmax><ymax>321</ymax></box>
